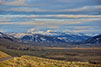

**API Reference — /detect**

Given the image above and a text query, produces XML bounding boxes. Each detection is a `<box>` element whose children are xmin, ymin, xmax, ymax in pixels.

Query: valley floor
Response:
<box><xmin>0</xmin><ymin>46</ymin><xmax>101</xmax><ymax>67</ymax></box>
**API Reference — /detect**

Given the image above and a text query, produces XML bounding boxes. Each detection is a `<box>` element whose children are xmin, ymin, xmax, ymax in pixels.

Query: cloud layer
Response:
<box><xmin>0</xmin><ymin>0</ymin><xmax>101</xmax><ymax>15</ymax></box>
<box><xmin>0</xmin><ymin>15</ymin><xmax>101</xmax><ymax>34</ymax></box>
<box><xmin>0</xmin><ymin>0</ymin><xmax>101</xmax><ymax>34</ymax></box>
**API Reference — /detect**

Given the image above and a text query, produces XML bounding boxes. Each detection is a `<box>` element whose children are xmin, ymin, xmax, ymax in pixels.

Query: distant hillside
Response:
<box><xmin>82</xmin><ymin>34</ymin><xmax>101</xmax><ymax>45</ymax></box>
<box><xmin>0</xmin><ymin>32</ymin><xmax>32</xmax><ymax>50</ymax></box>
<box><xmin>0</xmin><ymin>32</ymin><xmax>23</xmax><ymax>43</ymax></box>
<box><xmin>0</xmin><ymin>32</ymin><xmax>26</xmax><ymax>48</ymax></box>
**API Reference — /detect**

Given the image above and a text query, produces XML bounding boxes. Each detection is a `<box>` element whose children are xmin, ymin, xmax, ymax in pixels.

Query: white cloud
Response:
<box><xmin>1</xmin><ymin>5</ymin><xmax>101</xmax><ymax>13</ymax></box>
<box><xmin>1</xmin><ymin>0</ymin><xmax>26</xmax><ymax>6</ymax></box>
<box><xmin>0</xmin><ymin>18</ymin><xmax>10</xmax><ymax>22</ymax></box>
<box><xmin>75</xmin><ymin>26</ymin><xmax>90</xmax><ymax>29</ymax></box>
<box><xmin>66</xmin><ymin>5</ymin><xmax>101</xmax><ymax>12</ymax></box>
<box><xmin>1</xmin><ymin>15</ymin><xmax>101</xmax><ymax>18</ymax></box>
<box><xmin>54</xmin><ymin>15</ymin><xmax>101</xmax><ymax>18</ymax></box>
<box><xmin>0</xmin><ymin>18</ymin><xmax>101</xmax><ymax>25</ymax></box>
<box><xmin>9</xmin><ymin>7</ymin><xmax>46</xmax><ymax>12</ymax></box>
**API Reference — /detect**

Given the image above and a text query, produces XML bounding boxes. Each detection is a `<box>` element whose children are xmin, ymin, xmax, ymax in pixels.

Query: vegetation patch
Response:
<box><xmin>0</xmin><ymin>55</ymin><xmax>101</xmax><ymax>67</ymax></box>
<box><xmin>0</xmin><ymin>51</ymin><xmax>11</xmax><ymax>59</ymax></box>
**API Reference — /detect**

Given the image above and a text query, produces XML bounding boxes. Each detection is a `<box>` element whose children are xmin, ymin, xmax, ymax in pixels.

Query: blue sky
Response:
<box><xmin>0</xmin><ymin>0</ymin><xmax>101</xmax><ymax>34</ymax></box>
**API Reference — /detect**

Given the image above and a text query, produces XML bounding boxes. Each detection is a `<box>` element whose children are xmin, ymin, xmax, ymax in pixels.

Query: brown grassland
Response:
<box><xmin>0</xmin><ymin>46</ymin><xmax>101</xmax><ymax>67</ymax></box>
<box><xmin>0</xmin><ymin>51</ymin><xmax>11</xmax><ymax>59</ymax></box>
<box><xmin>0</xmin><ymin>55</ymin><xmax>101</xmax><ymax>67</ymax></box>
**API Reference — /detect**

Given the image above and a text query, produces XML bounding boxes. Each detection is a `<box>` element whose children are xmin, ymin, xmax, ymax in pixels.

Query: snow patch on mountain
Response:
<box><xmin>7</xmin><ymin>33</ymin><xmax>32</xmax><ymax>38</ymax></box>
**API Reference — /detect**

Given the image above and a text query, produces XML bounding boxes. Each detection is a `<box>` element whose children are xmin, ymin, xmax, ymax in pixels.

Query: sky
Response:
<box><xmin>0</xmin><ymin>0</ymin><xmax>101</xmax><ymax>34</ymax></box>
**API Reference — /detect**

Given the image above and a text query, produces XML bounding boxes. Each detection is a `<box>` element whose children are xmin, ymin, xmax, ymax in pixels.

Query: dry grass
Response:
<box><xmin>71</xmin><ymin>47</ymin><xmax>101</xmax><ymax>50</ymax></box>
<box><xmin>0</xmin><ymin>46</ymin><xmax>101</xmax><ymax>64</ymax></box>
<box><xmin>0</xmin><ymin>51</ymin><xmax>11</xmax><ymax>59</ymax></box>
<box><xmin>44</xmin><ymin>47</ymin><xmax>66</xmax><ymax>49</ymax></box>
<box><xmin>0</xmin><ymin>55</ymin><xmax>101</xmax><ymax>67</ymax></box>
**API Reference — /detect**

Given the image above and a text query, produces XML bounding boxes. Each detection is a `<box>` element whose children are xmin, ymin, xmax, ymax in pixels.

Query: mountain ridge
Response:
<box><xmin>81</xmin><ymin>34</ymin><xmax>101</xmax><ymax>45</ymax></box>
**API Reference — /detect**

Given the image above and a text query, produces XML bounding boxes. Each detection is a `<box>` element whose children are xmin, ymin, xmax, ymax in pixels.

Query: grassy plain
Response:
<box><xmin>0</xmin><ymin>55</ymin><xmax>101</xmax><ymax>67</ymax></box>
<box><xmin>0</xmin><ymin>46</ymin><xmax>101</xmax><ymax>64</ymax></box>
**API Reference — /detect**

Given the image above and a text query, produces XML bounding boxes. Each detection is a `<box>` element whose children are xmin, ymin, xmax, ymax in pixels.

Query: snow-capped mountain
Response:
<box><xmin>53</xmin><ymin>33</ymin><xmax>90</xmax><ymax>42</ymax></box>
<box><xmin>2</xmin><ymin>31</ymin><xmax>101</xmax><ymax>45</ymax></box>
<box><xmin>0</xmin><ymin>32</ymin><xmax>23</xmax><ymax>43</ymax></box>
<box><xmin>7</xmin><ymin>33</ymin><xmax>32</xmax><ymax>38</ymax></box>
<box><xmin>6</xmin><ymin>31</ymin><xmax>91</xmax><ymax>43</ymax></box>
<box><xmin>27</xmin><ymin>29</ymin><xmax>89</xmax><ymax>37</ymax></box>
<box><xmin>19</xmin><ymin>31</ymin><xmax>90</xmax><ymax>43</ymax></box>
<box><xmin>21</xmin><ymin>34</ymin><xmax>66</xmax><ymax>43</ymax></box>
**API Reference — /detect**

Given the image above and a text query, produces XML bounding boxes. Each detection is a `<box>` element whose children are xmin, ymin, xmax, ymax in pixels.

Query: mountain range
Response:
<box><xmin>0</xmin><ymin>32</ymin><xmax>101</xmax><ymax>45</ymax></box>
<box><xmin>7</xmin><ymin>31</ymin><xmax>90</xmax><ymax>43</ymax></box>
